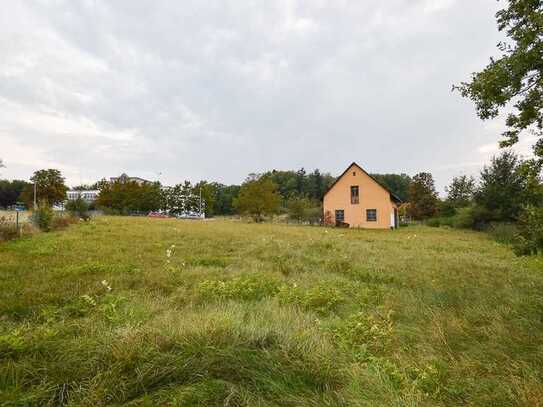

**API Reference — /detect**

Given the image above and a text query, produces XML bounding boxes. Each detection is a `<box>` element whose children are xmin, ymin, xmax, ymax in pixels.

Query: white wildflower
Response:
<box><xmin>101</xmin><ymin>280</ymin><xmax>112</xmax><ymax>291</ymax></box>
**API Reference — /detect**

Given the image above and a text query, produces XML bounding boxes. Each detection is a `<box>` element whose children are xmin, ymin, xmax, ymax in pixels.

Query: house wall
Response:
<box><xmin>323</xmin><ymin>164</ymin><xmax>397</xmax><ymax>229</ymax></box>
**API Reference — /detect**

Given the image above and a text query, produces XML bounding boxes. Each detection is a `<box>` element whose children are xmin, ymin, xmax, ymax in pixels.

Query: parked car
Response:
<box><xmin>148</xmin><ymin>212</ymin><xmax>170</xmax><ymax>218</ymax></box>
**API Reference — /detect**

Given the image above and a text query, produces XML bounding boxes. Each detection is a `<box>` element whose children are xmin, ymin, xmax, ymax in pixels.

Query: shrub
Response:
<box><xmin>278</xmin><ymin>284</ymin><xmax>344</xmax><ymax>315</ymax></box>
<box><xmin>487</xmin><ymin>222</ymin><xmax>518</xmax><ymax>244</ymax></box>
<box><xmin>470</xmin><ymin>205</ymin><xmax>496</xmax><ymax>229</ymax></box>
<box><xmin>426</xmin><ymin>217</ymin><xmax>454</xmax><ymax>228</ymax></box>
<box><xmin>65</xmin><ymin>197</ymin><xmax>90</xmax><ymax>220</ymax></box>
<box><xmin>438</xmin><ymin>200</ymin><xmax>457</xmax><ymax>218</ymax></box>
<box><xmin>452</xmin><ymin>207</ymin><xmax>476</xmax><ymax>229</ymax></box>
<box><xmin>51</xmin><ymin>214</ymin><xmax>77</xmax><ymax>230</ymax></box>
<box><xmin>31</xmin><ymin>202</ymin><xmax>54</xmax><ymax>231</ymax></box>
<box><xmin>197</xmin><ymin>276</ymin><xmax>281</xmax><ymax>301</ymax></box>
<box><xmin>439</xmin><ymin>216</ymin><xmax>455</xmax><ymax>227</ymax></box>
<box><xmin>303</xmin><ymin>206</ymin><xmax>322</xmax><ymax>225</ymax></box>
<box><xmin>327</xmin><ymin>310</ymin><xmax>393</xmax><ymax>357</ymax></box>
<box><xmin>426</xmin><ymin>218</ymin><xmax>441</xmax><ymax>228</ymax></box>
<box><xmin>287</xmin><ymin>197</ymin><xmax>321</xmax><ymax>225</ymax></box>
<box><xmin>513</xmin><ymin>205</ymin><xmax>543</xmax><ymax>256</ymax></box>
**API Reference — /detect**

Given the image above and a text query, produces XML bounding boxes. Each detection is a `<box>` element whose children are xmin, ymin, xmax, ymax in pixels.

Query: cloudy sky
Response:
<box><xmin>0</xmin><ymin>0</ymin><xmax>534</xmax><ymax>192</ymax></box>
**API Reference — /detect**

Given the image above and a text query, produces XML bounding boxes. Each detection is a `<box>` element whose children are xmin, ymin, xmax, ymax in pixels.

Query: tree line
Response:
<box><xmin>1</xmin><ymin>155</ymin><xmax>541</xmax><ymax>255</ymax></box>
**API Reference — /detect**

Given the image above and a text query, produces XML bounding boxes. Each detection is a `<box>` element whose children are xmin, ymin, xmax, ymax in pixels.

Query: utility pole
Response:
<box><xmin>33</xmin><ymin>182</ymin><xmax>37</xmax><ymax>210</ymax></box>
<box><xmin>199</xmin><ymin>187</ymin><xmax>202</xmax><ymax>218</ymax></box>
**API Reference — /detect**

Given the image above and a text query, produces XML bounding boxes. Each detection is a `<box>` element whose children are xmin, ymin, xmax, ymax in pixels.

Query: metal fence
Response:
<box><xmin>0</xmin><ymin>210</ymin><xmax>31</xmax><ymax>224</ymax></box>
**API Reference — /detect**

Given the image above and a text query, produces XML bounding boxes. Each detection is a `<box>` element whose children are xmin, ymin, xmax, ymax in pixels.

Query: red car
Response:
<box><xmin>148</xmin><ymin>212</ymin><xmax>170</xmax><ymax>218</ymax></box>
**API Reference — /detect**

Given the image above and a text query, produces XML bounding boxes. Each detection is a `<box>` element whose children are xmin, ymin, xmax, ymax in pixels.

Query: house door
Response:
<box><xmin>390</xmin><ymin>209</ymin><xmax>398</xmax><ymax>229</ymax></box>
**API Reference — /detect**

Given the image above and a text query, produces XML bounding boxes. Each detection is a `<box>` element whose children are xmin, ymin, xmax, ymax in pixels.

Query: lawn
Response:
<box><xmin>0</xmin><ymin>217</ymin><xmax>542</xmax><ymax>406</ymax></box>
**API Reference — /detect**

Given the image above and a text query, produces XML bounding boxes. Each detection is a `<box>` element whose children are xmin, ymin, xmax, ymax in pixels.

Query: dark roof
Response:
<box><xmin>323</xmin><ymin>162</ymin><xmax>403</xmax><ymax>204</ymax></box>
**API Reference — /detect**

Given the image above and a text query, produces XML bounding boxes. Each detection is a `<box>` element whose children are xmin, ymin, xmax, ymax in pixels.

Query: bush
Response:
<box><xmin>426</xmin><ymin>218</ymin><xmax>441</xmax><ymax>227</ymax></box>
<box><xmin>487</xmin><ymin>223</ymin><xmax>518</xmax><ymax>244</ymax></box>
<box><xmin>51</xmin><ymin>214</ymin><xmax>77</xmax><ymax>230</ymax></box>
<box><xmin>287</xmin><ymin>197</ymin><xmax>321</xmax><ymax>225</ymax></box>
<box><xmin>426</xmin><ymin>217</ymin><xmax>454</xmax><ymax>228</ymax></box>
<box><xmin>303</xmin><ymin>206</ymin><xmax>322</xmax><ymax>225</ymax></box>
<box><xmin>31</xmin><ymin>202</ymin><xmax>54</xmax><ymax>231</ymax></box>
<box><xmin>513</xmin><ymin>206</ymin><xmax>543</xmax><ymax>256</ymax></box>
<box><xmin>278</xmin><ymin>284</ymin><xmax>344</xmax><ymax>315</ymax></box>
<box><xmin>65</xmin><ymin>197</ymin><xmax>90</xmax><ymax>220</ymax></box>
<box><xmin>438</xmin><ymin>200</ymin><xmax>457</xmax><ymax>218</ymax></box>
<box><xmin>197</xmin><ymin>276</ymin><xmax>281</xmax><ymax>301</ymax></box>
<box><xmin>452</xmin><ymin>207</ymin><xmax>476</xmax><ymax>229</ymax></box>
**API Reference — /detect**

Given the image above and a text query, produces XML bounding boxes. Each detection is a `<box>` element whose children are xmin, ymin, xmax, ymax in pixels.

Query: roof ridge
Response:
<box><xmin>323</xmin><ymin>162</ymin><xmax>402</xmax><ymax>203</ymax></box>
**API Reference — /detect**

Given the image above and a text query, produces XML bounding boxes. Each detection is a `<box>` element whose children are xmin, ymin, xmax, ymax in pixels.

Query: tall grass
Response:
<box><xmin>0</xmin><ymin>217</ymin><xmax>542</xmax><ymax>405</ymax></box>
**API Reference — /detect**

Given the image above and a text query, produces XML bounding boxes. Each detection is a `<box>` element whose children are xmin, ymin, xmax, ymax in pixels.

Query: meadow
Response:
<box><xmin>0</xmin><ymin>217</ymin><xmax>542</xmax><ymax>406</ymax></box>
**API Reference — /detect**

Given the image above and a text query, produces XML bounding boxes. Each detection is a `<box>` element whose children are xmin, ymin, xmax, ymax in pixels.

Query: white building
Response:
<box><xmin>66</xmin><ymin>190</ymin><xmax>99</xmax><ymax>203</ymax></box>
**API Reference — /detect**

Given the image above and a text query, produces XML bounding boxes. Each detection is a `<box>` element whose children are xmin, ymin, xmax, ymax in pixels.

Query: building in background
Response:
<box><xmin>110</xmin><ymin>173</ymin><xmax>151</xmax><ymax>185</ymax></box>
<box><xmin>66</xmin><ymin>190</ymin><xmax>99</xmax><ymax>203</ymax></box>
<box><xmin>323</xmin><ymin>162</ymin><xmax>401</xmax><ymax>229</ymax></box>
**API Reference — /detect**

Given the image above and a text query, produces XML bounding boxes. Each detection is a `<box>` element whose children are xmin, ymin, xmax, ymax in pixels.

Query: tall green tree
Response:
<box><xmin>474</xmin><ymin>150</ymin><xmax>527</xmax><ymax>221</ymax></box>
<box><xmin>265</xmin><ymin>168</ymin><xmax>334</xmax><ymax>202</ymax></box>
<box><xmin>97</xmin><ymin>180</ymin><xmax>161</xmax><ymax>214</ymax></box>
<box><xmin>408</xmin><ymin>172</ymin><xmax>438</xmax><ymax>220</ymax></box>
<box><xmin>445</xmin><ymin>175</ymin><xmax>476</xmax><ymax>208</ymax></box>
<box><xmin>213</xmin><ymin>184</ymin><xmax>241</xmax><ymax>215</ymax></box>
<box><xmin>233</xmin><ymin>176</ymin><xmax>281</xmax><ymax>222</ymax></box>
<box><xmin>308</xmin><ymin>169</ymin><xmax>324</xmax><ymax>200</ymax></box>
<box><xmin>296</xmin><ymin>168</ymin><xmax>306</xmax><ymax>195</ymax></box>
<box><xmin>456</xmin><ymin>0</ymin><xmax>543</xmax><ymax>159</ymax></box>
<box><xmin>20</xmin><ymin>169</ymin><xmax>68</xmax><ymax>207</ymax></box>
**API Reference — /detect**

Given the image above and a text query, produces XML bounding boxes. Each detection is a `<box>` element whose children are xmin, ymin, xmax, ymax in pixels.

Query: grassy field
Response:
<box><xmin>0</xmin><ymin>217</ymin><xmax>542</xmax><ymax>406</ymax></box>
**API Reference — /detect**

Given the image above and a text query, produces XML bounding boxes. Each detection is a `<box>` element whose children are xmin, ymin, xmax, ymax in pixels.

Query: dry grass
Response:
<box><xmin>0</xmin><ymin>217</ymin><xmax>542</xmax><ymax>406</ymax></box>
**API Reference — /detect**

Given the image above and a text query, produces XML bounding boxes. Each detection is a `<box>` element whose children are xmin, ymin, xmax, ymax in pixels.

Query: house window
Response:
<box><xmin>353</xmin><ymin>171</ymin><xmax>356</xmax><ymax>176</ymax></box>
<box><xmin>335</xmin><ymin>210</ymin><xmax>345</xmax><ymax>223</ymax></box>
<box><xmin>366</xmin><ymin>209</ymin><xmax>377</xmax><ymax>222</ymax></box>
<box><xmin>350</xmin><ymin>186</ymin><xmax>359</xmax><ymax>204</ymax></box>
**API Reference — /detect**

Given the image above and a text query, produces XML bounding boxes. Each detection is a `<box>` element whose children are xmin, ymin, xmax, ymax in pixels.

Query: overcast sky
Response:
<box><xmin>0</xmin><ymin>0</ymin><xmax>535</xmax><ymax>192</ymax></box>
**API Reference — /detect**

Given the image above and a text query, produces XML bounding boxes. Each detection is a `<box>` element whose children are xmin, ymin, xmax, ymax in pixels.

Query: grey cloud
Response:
<box><xmin>0</xmin><ymin>0</ymin><xmax>509</xmax><ymax>191</ymax></box>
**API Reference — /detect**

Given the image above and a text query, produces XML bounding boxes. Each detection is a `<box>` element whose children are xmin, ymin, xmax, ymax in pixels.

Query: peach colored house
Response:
<box><xmin>323</xmin><ymin>162</ymin><xmax>402</xmax><ymax>229</ymax></box>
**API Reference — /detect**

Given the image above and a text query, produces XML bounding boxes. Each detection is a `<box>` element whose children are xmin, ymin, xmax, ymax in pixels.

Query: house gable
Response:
<box><xmin>324</xmin><ymin>162</ymin><xmax>401</xmax><ymax>203</ymax></box>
